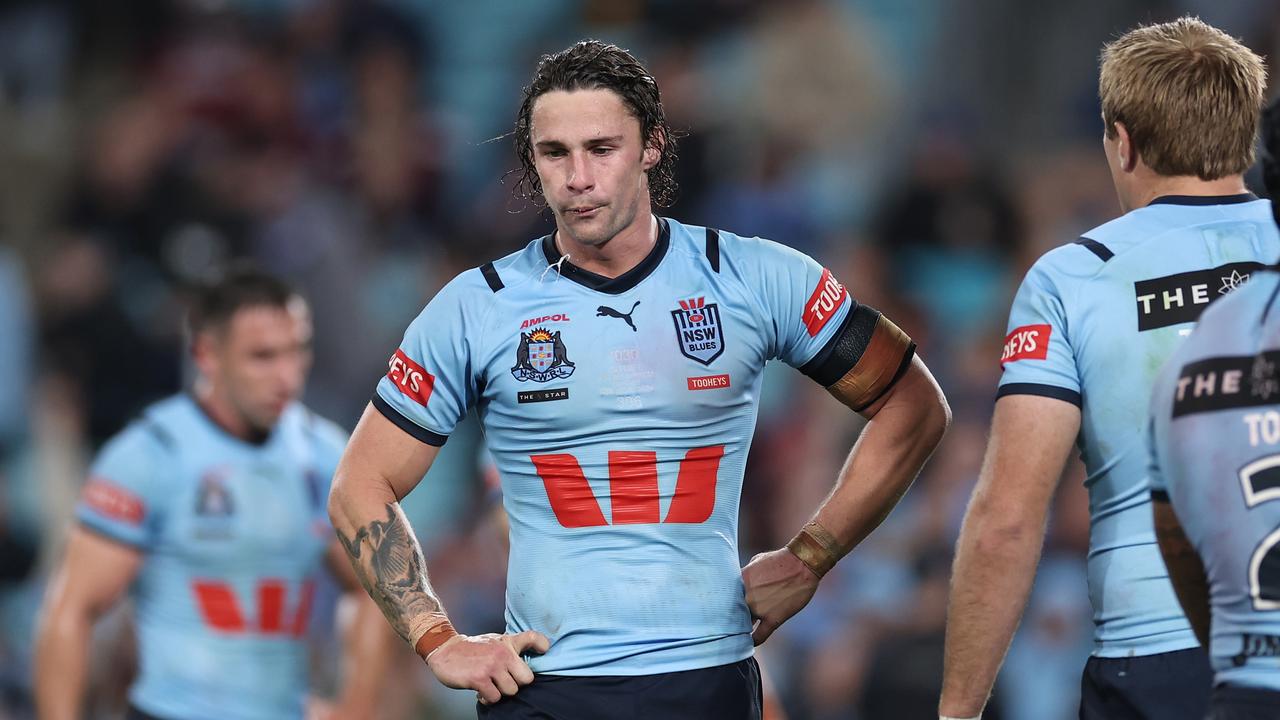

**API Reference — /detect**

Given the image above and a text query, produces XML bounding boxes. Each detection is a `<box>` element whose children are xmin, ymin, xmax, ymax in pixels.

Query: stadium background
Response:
<box><xmin>0</xmin><ymin>0</ymin><xmax>1277</xmax><ymax>718</ymax></box>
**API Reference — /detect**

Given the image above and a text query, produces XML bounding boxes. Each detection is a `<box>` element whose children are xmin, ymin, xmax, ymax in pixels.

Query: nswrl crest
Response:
<box><xmin>671</xmin><ymin>297</ymin><xmax>724</xmax><ymax>365</ymax></box>
<box><xmin>511</xmin><ymin>327</ymin><xmax>576</xmax><ymax>383</ymax></box>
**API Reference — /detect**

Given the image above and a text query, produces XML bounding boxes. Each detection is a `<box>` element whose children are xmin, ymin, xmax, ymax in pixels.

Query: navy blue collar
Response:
<box><xmin>541</xmin><ymin>216</ymin><xmax>670</xmax><ymax>295</ymax></box>
<box><xmin>1148</xmin><ymin>193</ymin><xmax>1258</xmax><ymax>206</ymax></box>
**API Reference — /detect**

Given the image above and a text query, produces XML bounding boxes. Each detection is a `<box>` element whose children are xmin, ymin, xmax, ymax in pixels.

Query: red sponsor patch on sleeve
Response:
<box><xmin>82</xmin><ymin>478</ymin><xmax>146</xmax><ymax>525</ymax></box>
<box><xmin>803</xmin><ymin>268</ymin><xmax>849</xmax><ymax>337</ymax></box>
<box><xmin>1001</xmin><ymin>324</ymin><xmax>1053</xmax><ymax>365</ymax></box>
<box><xmin>386</xmin><ymin>349</ymin><xmax>436</xmax><ymax>406</ymax></box>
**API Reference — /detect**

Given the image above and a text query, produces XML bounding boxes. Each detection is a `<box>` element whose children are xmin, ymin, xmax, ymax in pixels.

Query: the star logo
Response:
<box><xmin>1251</xmin><ymin>355</ymin><xmax>1279</xmax><ymax>401</ymax></box>
<box><xmin>1220</xmin><ymin>269</ymin><xmax>1251</xmax><ymax>295</ymax></box>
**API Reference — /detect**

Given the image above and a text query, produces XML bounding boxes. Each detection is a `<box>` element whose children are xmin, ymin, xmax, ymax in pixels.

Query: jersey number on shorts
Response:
<box><xmin>530</xmin><ymin>446</ymin><xmax>724</xmax><ymax>528</ymax></box>
<box><xmin>1240</xmin><ymin>455</ymin><xmax>1280</xmax><ymax>610</ymax></box>
<box><xmin>191</xmin><ymin>579</ymin><xmax>315</xmax><ymax>636</ymax></box>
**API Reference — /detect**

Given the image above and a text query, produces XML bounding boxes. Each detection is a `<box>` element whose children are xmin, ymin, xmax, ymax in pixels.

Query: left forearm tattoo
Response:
<box><xmin>336</xmin><ymin>502</ymin><xmax>446</xmax><ymax>645</ymax></box>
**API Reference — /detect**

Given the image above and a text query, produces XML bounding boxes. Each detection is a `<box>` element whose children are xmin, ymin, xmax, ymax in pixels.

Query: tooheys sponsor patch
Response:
<box><xmin>387</xmin><ymin>349</ymin><xmax>435</xmax><ymax>406</ymax></box>
<box><xmin>1134</xmin><ymin>261</ymin><xmax>1263</xmax><ymax>331</ymax></box>
<box><xmin>82</xmin><ymin>478</ymin><xmax>146</xmax><ymax>525</ymax></box>
<box><xmin>803</xmin><ymin>268</ymin><xmax>848</xmax><ymax>337</ymax></box>
<box><xmin>1001</xmin><ymin>324</ymin><xmax>1052</xmax><ymax>365</ymax></box>
<box><xmin>1171</xmin><ymin>351</ymin><xmax>1280</xmax><ymax>418</ymax></box>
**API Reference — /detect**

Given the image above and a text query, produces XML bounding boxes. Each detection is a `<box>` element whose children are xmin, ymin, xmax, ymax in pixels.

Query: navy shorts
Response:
<box><xmin>477</xmin><ymin>657</ymin><xmax>762</xmax><ymax>720</ymax></box>
<box><xmin>1079</xmin><ymin>648</ymin><xmax>1212</xmax><ymax>720</ymax></box>
<box><xmin>1207</xmin><ymin>685</ymin><xmax>1280</xmax><ymax>720</ymax></box>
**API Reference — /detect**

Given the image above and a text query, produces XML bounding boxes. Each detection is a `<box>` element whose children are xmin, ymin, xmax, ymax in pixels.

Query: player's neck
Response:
<box><xmin>1130</xmin><ymin>173</ymin><xmax>1250</xmax><ymax>210</ymax></box>
<box><xmin>554</xmin><ymin>212</ymin><xmax>658</xmax><ymax>278</ymax></box>
<box><xmin>193</xmin><ymin>384</ymin><xmax>270</xmax><ymax>445</ymax></box>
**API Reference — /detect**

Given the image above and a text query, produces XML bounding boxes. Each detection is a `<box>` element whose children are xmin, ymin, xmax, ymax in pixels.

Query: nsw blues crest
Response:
<box><xmin>671</xmin><ymin>297</ymin><xmax>724</xmax><ymax>365</ymax></box>
<box><xmin>511</xmin><ymin>327</ymin><xmax>576</xmax><ymax>382</ymax></box>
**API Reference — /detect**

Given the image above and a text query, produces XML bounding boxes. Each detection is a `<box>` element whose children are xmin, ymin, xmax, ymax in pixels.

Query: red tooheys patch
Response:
<box><xmin>83</xmin><ymin>478</ymin><xmax>146</xmax><ymax>525</ymax></box>
<box><xmin>1001</xmin><ymin>324</ymin><xmax>1052</xmax><ymax>365</ymax></box>
<box><xmin>803</xmin><ymin>268</ymin><xmax>848</xmax><ymax>337</ymax></box>
<box><xmin>386</xmin><ymin>349</ymin><xmax>435</xmax><ymax>406</ymax></box>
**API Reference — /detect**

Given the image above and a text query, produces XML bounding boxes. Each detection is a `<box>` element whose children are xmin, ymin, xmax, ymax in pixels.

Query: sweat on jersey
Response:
<box><xmin>373</xmin><ymin>216</ymin><xmax>914</xmax><ymax>676</ymax></box>
<box><xmin>75</xmin><ymin>395</ymin><xmax>347</xmax><ymax>720</ymax></box>
<box><xmin>1149</xmin><ymin>268</ymin><xmax>1280</xmax><ymax>691</ymax></box>
<box><xmin>998</xmin><ymin>194</ymin><xmax>1280</xmax><ymax>657</ymax></box>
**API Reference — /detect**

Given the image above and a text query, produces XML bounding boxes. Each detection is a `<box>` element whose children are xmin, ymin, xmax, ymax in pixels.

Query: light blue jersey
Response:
<box><xmin>374</xmin><ymin>217</ymin><xmax>913</xmax><ymax>675</ymax></box>
<box><xmin>76</xmin><ymin>395</ymin><xmax>347</xmax><ymax>720</ymax></box>
<box><xmin>998</xmin><ymin>194</ymin><xmax>1280</xmax><ymax>657</ymax></box>
<box><xmin>1150</xmin><ymin>268</ymin><xmax>1280</xmax><ymax>691</ymax></box>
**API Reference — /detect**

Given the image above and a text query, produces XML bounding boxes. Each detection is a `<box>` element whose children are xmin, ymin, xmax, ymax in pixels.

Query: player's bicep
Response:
<box><xmin>973</xmin><ymin>394</ymin><xmax>1081</xmax><ymax>518</ymax></box>
<box><xmin>46</xmin><ymin>527</ymin><xmax>144</xmax><ymax>619</ymax></box>
<box><xmin>854</xmin><ymin>354</ymin><xmax>945</xmax><ymax>420</ymax></box>
<box><xmin>334</xmin><ymin>402</ymin><xmax>442</xmax><ymax>504</ymax></box>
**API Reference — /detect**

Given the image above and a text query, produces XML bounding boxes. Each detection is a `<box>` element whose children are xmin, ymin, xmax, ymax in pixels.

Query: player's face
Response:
<box><xmin>202</xmin><ymin>301</ymin><xmax>313</xmax><ymax>433</ymax></box>
<box><xmin>530</xmin><ymin>88</ymin><xmax>661</xmax><ymax>248</ymax></box>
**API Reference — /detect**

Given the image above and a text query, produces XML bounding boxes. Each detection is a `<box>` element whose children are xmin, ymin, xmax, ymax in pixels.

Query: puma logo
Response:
<box><xmin>596</xmin><ymin>301</ymin><xmax>640</xmax><ymax>332</ymax></box>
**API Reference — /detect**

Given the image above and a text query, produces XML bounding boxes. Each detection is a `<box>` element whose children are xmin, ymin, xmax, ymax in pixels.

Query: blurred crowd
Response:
<box><xmin>2</xmin><ymin>1</ymin><xmax>1280</xmax><ymax>718</ymax></box>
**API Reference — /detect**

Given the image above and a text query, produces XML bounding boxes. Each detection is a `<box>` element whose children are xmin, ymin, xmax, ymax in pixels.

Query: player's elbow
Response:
<box><xmin>327</xmin><ymin>472</ymin><xmax>353</xmax><ymax>529</ymax></box>
<box><xmin>922</xmin><ymin>389</ymin><xmax>952</xmax><ymax>448</ymax></box>
<box><xmin>901</xmin><ymin>366</ymin><xmax>951</xmax><ymax>453</ymax></box>
<box><xmin>35</xmin><ymin>588</ymin><xmax>89</xmax><ymax>655</ymax></box>
<box><xmin>963</xmin><ymin>499</ymin><xmax>1044</xmax><ymax>559</ymax></box>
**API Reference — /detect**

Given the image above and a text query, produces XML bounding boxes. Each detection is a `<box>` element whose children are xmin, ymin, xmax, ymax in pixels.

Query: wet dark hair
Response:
<box><xmin>1264</xmin><ymin>96</ymin><xmax>1280</xmax><ymax>230</ymax></box>
<box><xmin>189</xmin><ymin>265</ymin><xmax>301</xmax><ymax>335</ymax></box>
<box><xmin>513</xmin><ymin>40</ymin><xmax>679</xmax><ymax>208</ymax></box>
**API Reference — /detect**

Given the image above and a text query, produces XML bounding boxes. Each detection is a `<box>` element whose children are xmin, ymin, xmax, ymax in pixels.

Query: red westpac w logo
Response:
<box><xmin>192</xmin><ymin>579</ymin><xmax>314</xmax><ymax>636</ymax></box>
<box><xmin>531</xmin><ymin>446</ymin><xmax>725</xmax><ymax>528</ymax></box>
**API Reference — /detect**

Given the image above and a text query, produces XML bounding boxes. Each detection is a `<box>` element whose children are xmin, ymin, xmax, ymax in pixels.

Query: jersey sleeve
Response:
<box><xmin>372</xmin><ymin>272</ymin><xmax>485</xmax><ymax>445</ymax></box>
<box><xmin>996</xmin><ymin>257</ymin><xmax>1082</xmax><ymax>405</ymax></box>
<box><xmin>742</xmin><ymin>237</ymin><xmax>854</xmax><ymax>367</ymax></box>
<box><xmin>734</xmin><ymin>235</ymin><xmax>915</xmax><ymax>408</ymax></box>
<box><xmin>75</xmin><ymin>423</ymin><xmax>170</xmax><ymax>549</ymax></box>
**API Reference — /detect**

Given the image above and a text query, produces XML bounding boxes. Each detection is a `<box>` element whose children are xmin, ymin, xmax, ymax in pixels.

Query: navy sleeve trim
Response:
<box><xmin>1075</xmin><ymin>237</ymin><xmax>1114</xmax><ymax>262</ymax></box>
<box><xmin>76</xmin><ymin>518</ymin><xmax>148</xmax><ymax>551</ymax></box>
<box><xmin>1150</xmin><ymin>489</ymin><xmax>1170</xmax><ymax>502</ymax></box>
<box><xmin>853</xmin><ymin>341</ymin><xmax>917</xmax><ymax>412</ymax></box>
<box><xmin>705</xmin><ymin>228</ymin><xmax>721</xmax><ymax>272</ymax></box>
<box><xmin>480</xmin><ymin>262</ymin><xmax>504</xmax><ymax>292</ymax></box>
<box><xmin>371</xmin><ymin>394</ymin><xmax>448</xmax><ymax>446</ymax></box>
<box><xmin>996</xmin><ymin>382</ymin><xmax>1082</xmax><ymax>407</ymax></box>
<box><xmin>799</xmin><ymin>303</ymin><xmax>880</xmax><ymax>385</ymax></box>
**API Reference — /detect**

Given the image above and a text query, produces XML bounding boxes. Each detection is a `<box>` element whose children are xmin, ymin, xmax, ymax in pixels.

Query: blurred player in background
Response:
<box><xmin>34</xmin><ymin>268</ymin><xmax>396</xmax><ymax>720</ymax></box>
<box><xmin>328</xmin><ymin>39</ymin><xmax>950</xmax><ymax>719</ymax></box>
<box><xmin>941</xmin><ymin>17</ymin><xmax>1275</xmax><ymax>720</ymax></box>
<box><xmin>1147</xmin><ymin>99</ymin><xmax>1280</xmax><ymax>720</ymax></box>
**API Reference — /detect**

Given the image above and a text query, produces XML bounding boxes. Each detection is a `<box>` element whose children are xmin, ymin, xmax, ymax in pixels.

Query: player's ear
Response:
<box><xmin>642</xmin><ymin>128</ymin><xmax>664</xmax><ymax>171</ymax></box>
<box><xmin>191</xmin><ymin>328</ymin><xmax>220</xmax><ymax>378</ymax></box>
<box><xmin>1113</xmin><ymin>122</ymin><xmax>1137</xmax><ymax>173</ymax></box>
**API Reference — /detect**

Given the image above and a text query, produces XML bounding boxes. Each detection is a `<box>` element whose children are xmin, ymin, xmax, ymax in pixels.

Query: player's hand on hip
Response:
<box><xmin>425</xmin><ymin>630</ymin><xmax>550</xmax><ymax>704</ymax></box>
<box><xmin>742</xmin><ymin>548</ymin><xmax>820</xmax><ymax>645</ymax></box>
